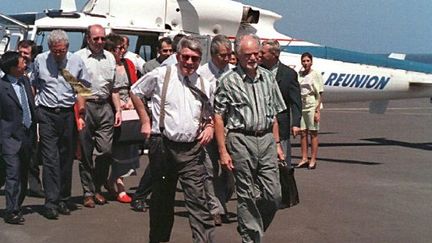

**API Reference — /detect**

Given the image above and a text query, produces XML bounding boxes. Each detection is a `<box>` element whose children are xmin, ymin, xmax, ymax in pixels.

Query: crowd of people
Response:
<box><xmin>0</xmin><ymin>26</ymin><xmax>324</xmax><ymax>242</ymax></box>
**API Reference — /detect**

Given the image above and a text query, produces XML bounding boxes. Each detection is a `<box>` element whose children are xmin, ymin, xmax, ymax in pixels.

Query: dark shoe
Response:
<box><xmin>28</xmin><ymin>190</ymin><xmax>45</xmax><ymax>198</ymax></box>
<box><xmin>58</xmin><ymin>202</ymin><xmax>71</xmax><ymax>215</ymax></box>
<box><xmin>83</xmin><ymin>196</ymin><xmax>96</xmax><ymax>208</ymax></box>
<box><xmin>4</xmin><ymin>212</ymin><xmax>24</xmax><ymax>225</ymax></box>
<box><xmin>66</xmin><ymin>201</ymin><xmax>79</xmax><ymax>211</ymax></box>
<box><xmin>213</xmin><ymin>214</ymin><xmax>222</xmax><ymax>226</ymax></box>
<box><xmin>130</xmin><ymin>199</ymin><xmax>147</xmax><ymax>212</ymax></box>
<box><xmin>296</xmin><ymin>160</ymin><xmax>309</xmax><ymax>168</ymax></box>
<box><xmin>43</xmin><ymin>208</ymin><xmax>59</xmax><ymax>220</ymax></box>
<box><xmin>308</xmin><ymin>162</ymin><xmax>317</xmax><ymax>170</ymax></box>
<box><xmin>94</xmin><ymin>193</ymin><xmax>107</xmax><ymax>205</ymax></box>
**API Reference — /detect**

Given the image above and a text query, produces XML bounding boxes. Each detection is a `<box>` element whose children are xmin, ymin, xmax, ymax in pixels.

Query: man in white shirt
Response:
<box><xmin>130</xmin><ymin>36</ymin><xmax>215</xmax><ymax>243</ymax></box>
<box><xmin>75</xmin><ymin>24</ymin><xmax>122</xmax><ymax>208</ymax></box>
<box><xmin>197</xmin><ymin>35</ymin><xmax>235</xmax><ymax>226</ymax></box>
<box><xmin>123</xmin><ymin>36</ymin><xmax>145</xmax><ymax>77</ymax></box>
<box><xmin>160</xmin><ymin>33</ymin><xmax>186</xmax><ymax>67</ymax></box>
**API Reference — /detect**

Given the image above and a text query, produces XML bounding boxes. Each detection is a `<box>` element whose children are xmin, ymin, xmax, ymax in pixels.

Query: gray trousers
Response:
<box><xmin>78</xmin><ymin>102</ymin><xmax>114</xmax><ymax>196</ymax></box>
<box><xmin>227</xmin><ymin>132</ymin><xmax>281</xmax><ymax>243</ymax></box>
<box><xmin>204</xmin><ymin>140</ymin><xmax>235</xmax><ymax>215</ymax></box>
<box><xmin>148</xmin><ymin>135</ymin><xmax>215</xmax><ymax>243</ymax></box>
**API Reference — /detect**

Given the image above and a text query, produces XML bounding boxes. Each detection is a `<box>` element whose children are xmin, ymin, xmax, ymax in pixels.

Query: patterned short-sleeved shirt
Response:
<box><xmin>214</xmin><ymin>65</ymin><xmax>286</xmax><ymax>131</ymax></box>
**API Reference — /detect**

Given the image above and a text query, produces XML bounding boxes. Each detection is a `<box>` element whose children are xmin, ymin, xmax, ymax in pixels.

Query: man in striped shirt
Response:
<box><xmin>214</xmin><ymin>34</ymin><xmax>286</xmax><ymax>243</ymax></box>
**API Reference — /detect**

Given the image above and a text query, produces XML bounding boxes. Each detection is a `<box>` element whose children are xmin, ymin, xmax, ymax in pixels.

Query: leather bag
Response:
<box><xmin>278</xmin><ymin>160</ymin><xmax>300</xmax><ymax>208</ymax></box>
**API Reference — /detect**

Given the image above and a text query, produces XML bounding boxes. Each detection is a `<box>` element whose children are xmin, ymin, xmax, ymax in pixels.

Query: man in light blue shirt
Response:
<box><xmin>32</xmin><ymin>29</ymin><xmax>90</xmax><ymax>219</ymax></box>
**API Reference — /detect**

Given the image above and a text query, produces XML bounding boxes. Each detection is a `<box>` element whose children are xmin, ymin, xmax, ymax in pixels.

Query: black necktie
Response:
<box><xmin>184</xmin><ymin>76</ymin><xmax>214</xmax><ymax>122</ymax></box>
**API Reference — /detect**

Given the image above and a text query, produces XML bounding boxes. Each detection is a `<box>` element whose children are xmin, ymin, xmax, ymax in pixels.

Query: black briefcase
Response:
<box><xmin>278</xmin><ymin>160</ymin><xmax>300</xmax><ymax>209</ymax></box>
<box><xmin>114</xmin><ymin>110</ymin><xmax>146</xmax><ymax>144</ymax></box>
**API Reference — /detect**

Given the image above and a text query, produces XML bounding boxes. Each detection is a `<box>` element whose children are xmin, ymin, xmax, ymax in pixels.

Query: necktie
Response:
<box><xmin>18</xmin><ymin>80</ymin><xmax>32</xmax><ymax>128</ymax></box>
<box><xmin>59</xmin><ymin>68</ymin><xmax>92</xmax><ymax>96</ymax></box>
<box><xmin>184</xmin><ymin>76</ymin><xmax>214</xmax><ymax>122</ymax></box>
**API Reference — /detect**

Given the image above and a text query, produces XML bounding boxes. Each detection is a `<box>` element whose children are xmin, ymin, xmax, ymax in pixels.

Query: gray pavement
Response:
<box><xmin>1</xmin><ymin>98</ymin><xmax>432</xmax><ymax>243</ymax></box>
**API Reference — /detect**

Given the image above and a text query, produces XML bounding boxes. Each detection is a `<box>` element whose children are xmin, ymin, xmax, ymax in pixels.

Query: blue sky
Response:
<box><xmin>1</xmin><ymin>0</ymin><xmax>431</xmax><ymax>54</ymax></box>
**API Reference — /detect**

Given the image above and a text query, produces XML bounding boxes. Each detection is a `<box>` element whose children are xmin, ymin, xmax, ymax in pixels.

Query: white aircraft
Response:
<box><xmin>1</xmin><ymin>0</ymin><xmax>431</xmax><ymax>113</ymax></box>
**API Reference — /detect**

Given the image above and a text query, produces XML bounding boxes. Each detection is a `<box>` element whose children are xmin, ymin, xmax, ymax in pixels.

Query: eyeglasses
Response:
<box><xmin>180</xmin><ymin>54</ymin><xmax>200</xmax><ymax>62</ymax></box>
<box><xmin>92</xmin><ymin>36</ymin><xmax>106</xmax><ymax>42</ymax></box>
<box><xmin>217</xmin><ymin>53</ymin><xmax>230</xmax><ymax>59</ymax></box>
<box><xmin>51</xmin><ymin>48</ymin><xmax>67</xmax><ymax>54</ymax></box>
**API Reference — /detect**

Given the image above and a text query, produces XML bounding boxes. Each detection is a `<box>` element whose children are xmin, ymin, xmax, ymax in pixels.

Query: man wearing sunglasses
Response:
<box><xmin>130</xmin><ymin>36</ymin><xmax>215</xmax><ymax>243</ymax></box>
<box><xmin>75</xmin><ymin>24</ymin><xmax>122</xmax><ymax>208</ymax></box>
<box><xmin>142</xmin><ymin>37</ymin><xmax>173</xmax><ymax>75</ymax></box>
<box><xmin>213</xmin><ymin>34</ymin><xmax>286</xmax><ymax>243</ymax></box>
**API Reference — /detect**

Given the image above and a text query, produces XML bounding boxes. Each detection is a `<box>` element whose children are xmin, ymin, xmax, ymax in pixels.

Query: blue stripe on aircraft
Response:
<box><xmin>282</xmin><ymin>46</ymin><xmax>432</xmax><ymax>74</ymax></box>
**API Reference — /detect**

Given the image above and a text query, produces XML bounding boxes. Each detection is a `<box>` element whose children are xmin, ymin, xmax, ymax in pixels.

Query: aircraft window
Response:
<box><xmin>0</xmin><ymin>36</ymin><xmax>10</xmax><ymax>55</ymax></box>
<box><xmin>136</xmin><ymin>35</ymin><xmax>159</xmax><ymax>61</ymax></box>
<box><xmin>8</xmin><ymin>35</ymin><xmax>20</xmax><ymax>51</ymax></box>
<box><xmin>139</xmin><ymin>45</ymin><xmax>152</xmax><ymax>61</ymax></box>
<box><xmin>35</xmin><ymin>31</ymin><xmax>86</xmax><ymax>53</ymax></box>
<box><xmin>123</xmin><ymin>34</ymin><xmax>147</xmax><ymax>60</ymax></box>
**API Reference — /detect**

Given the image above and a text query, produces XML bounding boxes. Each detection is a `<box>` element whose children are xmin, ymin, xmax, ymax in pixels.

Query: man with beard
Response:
<box><xmin>214</xmin><ymin>34</ymin><xmax>286</xmax><ymax>243</ymax></box>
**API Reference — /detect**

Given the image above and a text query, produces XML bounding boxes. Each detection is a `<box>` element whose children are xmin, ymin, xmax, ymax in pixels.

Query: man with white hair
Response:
<box><xmin>32</xmin><ymin>29</ymin><xmax>90</xmax><ymax>219</ymax></box>
<box><xmin>214</xmin><ymin>34</ymin><xmax>286</xmax><ymax>243</ymax></box>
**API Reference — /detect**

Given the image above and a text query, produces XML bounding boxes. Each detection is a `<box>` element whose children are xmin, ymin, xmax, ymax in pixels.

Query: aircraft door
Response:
<box><xmin>0</xmin><ymin>13</ymin><xmax>29</xmax><ymax>55</ymax></box>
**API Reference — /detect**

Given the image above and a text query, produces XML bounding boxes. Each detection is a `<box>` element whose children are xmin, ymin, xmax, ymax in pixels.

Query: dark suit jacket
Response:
<box><xmin>0</xmin><ymin>75</ymin><xmax>36</xmax><ymax>155</ymax></box>
<box><xmin>275</xmin><ymin>63</ymin><xmax>302</xmax><ymax>140</ymax></box>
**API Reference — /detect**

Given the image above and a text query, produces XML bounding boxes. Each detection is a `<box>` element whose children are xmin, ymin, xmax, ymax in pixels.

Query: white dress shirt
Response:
<box><xmin>131</xmin><ymin>64</ymin><xmax>213</xmax><ymax>142</ymax></box>
<box><xmin>124</xmin><ymin>51</ymin><xmax>145</xmax><ymax>75</ymax></box>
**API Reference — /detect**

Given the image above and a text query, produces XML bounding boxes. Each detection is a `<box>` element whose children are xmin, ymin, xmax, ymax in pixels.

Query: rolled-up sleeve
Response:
<box><xmin>130</xmin><ymin>67</ymin><xmax>160</xmax><ymax>98</ymax></box>
<box><xmin>213</xmin><ymin>78</ymin><xmax>230</xmax><ymax>116</ymax></box>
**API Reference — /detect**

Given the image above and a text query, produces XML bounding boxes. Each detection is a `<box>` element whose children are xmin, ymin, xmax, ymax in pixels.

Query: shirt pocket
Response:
<box><xmin>264</xmin><ymin>94</ymin><xmax>276</xmax><ymax>117</ymax></box>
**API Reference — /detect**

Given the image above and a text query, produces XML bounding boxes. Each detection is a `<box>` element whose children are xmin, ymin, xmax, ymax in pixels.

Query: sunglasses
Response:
<box><xmin>180</xmin><ymin>54</ymin><xmax>200</xmax><ymax>62</ymax></box>
<box><xmin>161</xmin><ymin>48</ymin><xmax>173</xmax><ymax>53</ymax></box>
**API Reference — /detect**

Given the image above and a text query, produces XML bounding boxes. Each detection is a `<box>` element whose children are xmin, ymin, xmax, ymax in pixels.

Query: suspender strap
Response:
<box><xmin>199</xmin><ymin>76</ymin><xmax>205</xmax><ymax>92</ymax></box>
<box><xmin>159</xmin><ymin>66</ymin><xmax>172</xmax><ymax>132</ymax></box>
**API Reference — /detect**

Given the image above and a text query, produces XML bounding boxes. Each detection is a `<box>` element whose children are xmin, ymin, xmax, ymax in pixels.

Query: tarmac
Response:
<box><xmin>1</xmin><ymin>98</ymin><xmax>431</xmax><ymax>243</ymax></box>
